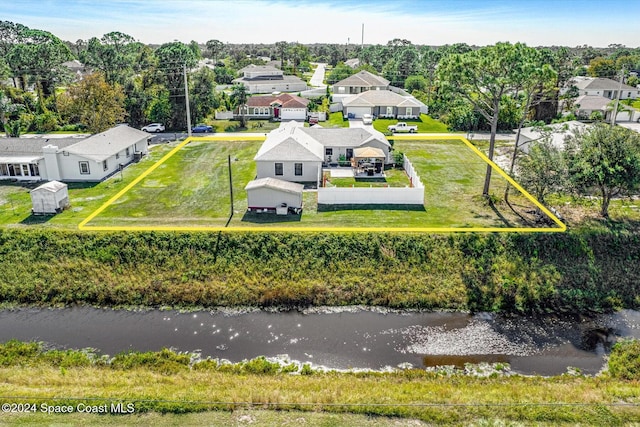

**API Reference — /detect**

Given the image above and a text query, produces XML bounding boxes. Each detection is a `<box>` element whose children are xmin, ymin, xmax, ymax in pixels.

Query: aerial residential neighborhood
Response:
<box><xmin>1</xmin><ymin>0</ymin><xmax>640</xmax><ymax>425</ymax></box>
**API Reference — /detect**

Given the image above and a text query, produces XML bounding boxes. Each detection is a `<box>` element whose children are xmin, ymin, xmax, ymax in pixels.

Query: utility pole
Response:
<box><xmin>184</xmin><ymin>64</ymin><xmax>192</xmax><ymax>137</ymax></box>
<box><xmin>361</xmin><ymin>23</ymin><xmax>364</xmax><ymax>49</ymax></box>
<box><xmin>228</xmin><ymin>155</ymin><xmax>234</xmax><ymax>223</ymax></box>
<box><xmin>611</xmin><ymin>67</ymin><xmax>624</xmax><ymax>127</ymax></box>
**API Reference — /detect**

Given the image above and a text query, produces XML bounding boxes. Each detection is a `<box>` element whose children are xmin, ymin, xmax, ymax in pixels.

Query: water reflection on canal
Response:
<box><xmin>0</xmin><ymin>307</ymin><xmax>638</xmax><ymax>376</ymax></box>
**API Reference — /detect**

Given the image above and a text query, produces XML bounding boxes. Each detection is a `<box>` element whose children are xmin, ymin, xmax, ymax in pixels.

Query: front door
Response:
<box><xmin>346</xmin><ymin>148</ymin><xmax>353</xmax><ymax>160</ymax></box>
<box><xmin>273</xmin><ymin>107</ymin><xmax>280</xmax><ymax>118</ymax></box>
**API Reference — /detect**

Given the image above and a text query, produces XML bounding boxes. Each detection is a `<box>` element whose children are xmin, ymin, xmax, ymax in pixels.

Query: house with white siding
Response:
<box><xmin>342</xmin><ymin>90</ymin><xmax>422</xmax><ymax>119</ymax></box>
<box><xmin>565</xmin><ymin>77</ymin><xmax>640</xmax><ymax>100</ymax></box>
<box><xmin>0</xmin><ymin>126</ymin><xmax>149</xmax><ymax>182</ymax></box>
<box><xmin>254</xmin><ymin>125</ymin><xmax>391</xmax><ymax>183</ymax></box>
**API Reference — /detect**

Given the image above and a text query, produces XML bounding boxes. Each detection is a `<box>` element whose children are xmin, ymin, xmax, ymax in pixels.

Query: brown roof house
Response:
<box><xmin>236</xmin><ymin>93</ymin><xmax>310</xmax><ymax>121</ymax></box>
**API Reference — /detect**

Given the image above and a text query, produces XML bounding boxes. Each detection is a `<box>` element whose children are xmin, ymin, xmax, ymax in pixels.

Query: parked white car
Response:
<box><xmin>387</xmin><ymin>122</ymin><xmax>417</xmax><ymax>133</ymax></box>
<box><xmin>141</xmin><ymin>123</ymin><xmax>165</xmax><ymax>133</ymax></box>
<box><xmin>362</xmin><ymin>114</ymin><xmax>373</xmax><ymax>125</ymax></box>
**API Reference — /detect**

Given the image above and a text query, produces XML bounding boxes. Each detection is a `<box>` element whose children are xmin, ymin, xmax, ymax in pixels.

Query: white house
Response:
<box><xmin>332</xmin><ymin>70</ymin><xmax>390</xmax><ymax>95</ymax></box>
<box><xmin>574</xmin><ymin>95</ymin><xmax>636</xmax><ymax>122</ymax></box>
<box><xmin>237</xmin><ymin>93</ymin><xmax>309</xmax><ymax>121</ymax></box>
<box><xmin>342</xmin><ymin>90</ymin><xmax>422</xmax><ymax>119</ymax></box>
<box><xmin>516</xmin><ymin>121</ymin><xmax>588</xmax><ymax>154</ymax></box>
<box><xmin>233</xmin><ymin>64</ymin><xmax>307</xmax><ymax>94</ymax></box>
<box><xmin>0</xmin><ymin>126</ymin><xmax>149</xmax><ymax>182</ymax></box>
<box><xmin>254</xmin><ymin>125</ymin><xmax>391</xmax><ymax>183</ymax></box>
<box><xmin>245</xmin><ymin>177</ymin><xmax>304</xmax><ymax>212</ymax></box>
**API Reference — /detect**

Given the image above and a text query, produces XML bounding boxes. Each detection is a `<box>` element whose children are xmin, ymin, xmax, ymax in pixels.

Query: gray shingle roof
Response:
<box><xmin>0</xmin><ymin>137</ymin><xmax>79</xmax><ymax>155</ymax></box>
<box><xmin>342</xmin><ymin>90</ymin><xmax>421</xmax><ymax>108</ymax></box>
<box><xmin>245</xmin><ymin>177</ymin><xmax>304</xmax><ymax>194</ymax></box>
<box><xmin>233</xmin><ymin>75</ymin><xmax>306</xmax><ymax>84</ymax></box>
<box><xmin>573</xmin><ymin>77</ymin><xmax>638</xmax><ymax>92</ymax></box>
<box><xmin>333</xmin><ymin>70</ymin><xmax>389</xmax><ymax>88</ymax></box>
<box><xmin>64</xmin><ymin>126</ymin><xmax>149</xmax><ymax>162</ymax></box>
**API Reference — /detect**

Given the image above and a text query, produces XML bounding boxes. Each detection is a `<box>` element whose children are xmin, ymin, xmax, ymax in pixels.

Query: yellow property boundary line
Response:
<box><xmin>78</xmin><ymin>134</ymin><xmax>566</xmax><ymax>233</ymax></box>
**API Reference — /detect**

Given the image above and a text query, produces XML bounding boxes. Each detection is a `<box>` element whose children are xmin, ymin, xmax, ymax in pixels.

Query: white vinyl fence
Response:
<box><xmin>317</xmin><ymin>155</ymin><xmax>425</xmax><ymax>205</ymax></box>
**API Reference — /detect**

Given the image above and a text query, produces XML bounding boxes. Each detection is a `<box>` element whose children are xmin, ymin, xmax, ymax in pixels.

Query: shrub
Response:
<box><xmin>608</xmin><ymin>339</ymin><xmax>640</xmax><ymax>380</ymax></box>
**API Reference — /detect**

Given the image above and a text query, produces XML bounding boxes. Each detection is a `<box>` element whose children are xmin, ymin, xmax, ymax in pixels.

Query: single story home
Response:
<box><xmin>332</xmin><ymin>70</ymin><xmax>389</xmax><ymax>95</ymax></box>
<box><xmin>236</xmin><ymin>93</ymin><xmax>309</xmax><ymax>121</ymax></box>
<box><xmin>516</xmin><ymin>120</ymin><xmax>588</xmax><ymax>153</ymax></box>
<box><xmin>574</xmin><ymin>95</ymin><xmax>636</xmax><ymax>122</ymax></box>
<box><xmin>0</xmin><ymin>125</ymin><xmax>149</xmax><ymax>182</ymax></box>
<box><xmin>254</xmin><ymin>125</ymin><xmax>391</xmax><ymax>183</ymax></box>
<box><xmin>245</xmin><ymin>177</ymin><xmax>304</xmax><ymax>213</ymax></box>
<box><xmin>342</xmin><ymin>90</ymin><xmax>422</xmax><ymax>119</ymax></box>
<box><xmin>233</xmin><ymin>64</ymin><xmax>307</xmax><ymax>94</ymax></box>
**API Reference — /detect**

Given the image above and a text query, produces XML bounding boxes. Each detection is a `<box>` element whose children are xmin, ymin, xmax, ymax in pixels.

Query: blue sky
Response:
<box><xmin>1</xmin><ymin>0</ymin><xmax>638</xmax><ymax>47</ymax></box>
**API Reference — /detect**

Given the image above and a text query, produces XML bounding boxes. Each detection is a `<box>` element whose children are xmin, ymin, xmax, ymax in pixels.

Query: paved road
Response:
<box><xmin>309</xmin><ymin>62</ymin><xmax>327</xmax><ymax>88</ymax></box>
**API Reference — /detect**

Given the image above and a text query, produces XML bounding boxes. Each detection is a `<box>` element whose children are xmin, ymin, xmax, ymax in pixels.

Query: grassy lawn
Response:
<box><xmin>205</xmin><ymin>119</ymin><xmax>281</xmax><ymax>133</ymax></box>
<box><xmin>373</xmin><ymin>114</ymin><xmax>449</xmax><ymax>134</ymax></box>
<box><xmin>2</xmin><ymin>137</ymin><xmax>552</xmax><ymax>230</ymax></box>
<box><xmin>325</xmin><ymin>168</ymin><xmax>411</xmax><ymax>188</ymax></box>
<box><xmin>326</xmin><ymin>111</ymin><xmax>350</xmax><ymax>128</ymax></box>
<box><xmin>89</xmin><ymin>140</ymin><xmax>259</xmax><ymax>228</ymax></box>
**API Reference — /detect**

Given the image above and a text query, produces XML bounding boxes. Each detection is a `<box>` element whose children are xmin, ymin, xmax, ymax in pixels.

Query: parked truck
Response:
<box><xmin>387</xmin><ymin>122</ymin><xmax>417</xmax><ymax>133</ymax></box>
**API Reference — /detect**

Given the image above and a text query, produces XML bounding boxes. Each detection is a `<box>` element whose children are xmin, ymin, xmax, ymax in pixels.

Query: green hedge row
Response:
<box><xmin>0</xmin><ymin>229</ymin><xmax>638</xmax><ymax>313</ymax></box>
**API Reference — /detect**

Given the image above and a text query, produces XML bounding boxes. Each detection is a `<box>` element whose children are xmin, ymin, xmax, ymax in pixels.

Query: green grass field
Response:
<box><xmin>0</xmin><ymin>137</ymin><xmax>555</xmax><ymax>230</ymax></box>
<box><xmin>373</xmin><ymin>114</ymin><xmax>449</xmax><ymax>133</ymax></box>
<box><xmin>80</xmin><ymin>138</ymin><xmax>543</xmax><ymax>230</ymax></box>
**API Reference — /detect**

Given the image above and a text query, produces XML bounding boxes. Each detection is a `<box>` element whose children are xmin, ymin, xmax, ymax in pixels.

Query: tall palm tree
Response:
<box><xmin>231</xmin><ymin>83</ymin><xmax>248</xmax><ymax>128</ymax></box>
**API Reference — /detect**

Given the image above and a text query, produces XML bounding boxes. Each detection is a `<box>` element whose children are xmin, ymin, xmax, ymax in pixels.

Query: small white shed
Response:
<box><xmin>245</xmin><ymin>177</ymin><xmax>304</xmax><ymax>214</ymax></box>
<box><xmin>30</xmin><ymin>180</ymin><xmax>70</xmax><ymax>215</ymax></box>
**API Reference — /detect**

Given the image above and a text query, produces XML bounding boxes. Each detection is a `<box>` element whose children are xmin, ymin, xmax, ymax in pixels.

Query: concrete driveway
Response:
<box><xmin>348</xmin><ymin>119</ymin><xmax>371</xmax><ymax>128</ymax></box>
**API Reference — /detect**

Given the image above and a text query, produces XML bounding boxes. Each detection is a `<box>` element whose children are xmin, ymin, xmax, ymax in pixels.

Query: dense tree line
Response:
<box><xmin>1</xmin><ymin>19</ymin><xmax>638</xmax><ymax>137</ymax></box>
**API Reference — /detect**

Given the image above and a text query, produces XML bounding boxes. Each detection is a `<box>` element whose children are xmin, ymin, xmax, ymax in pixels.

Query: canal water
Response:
<box><xmin>0</xmin><ymin>307</ymin><xmax>638</xmax><ymax>376</ymax></box>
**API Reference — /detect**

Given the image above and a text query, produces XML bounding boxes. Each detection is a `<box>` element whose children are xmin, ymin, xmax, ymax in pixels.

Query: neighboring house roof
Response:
<box><xmin>333</xmin><ymin>70</ymin><xmax>389</xmax><ymax>88</ymax></box>
<box><xmin>246</xmin><ymin>93</ymin><xmax>310</xmax><ymax>109</ymax></box>
<box><xmin>342</xmin><ymin>90</ymin><xmax>422</xmax><ymax>108</ymax></box>
<box><xmin>233</xmin><ymin>75</ymin><xmax>306</xmax><ymax>85</ymax></box>
<box><xmin>571</xmin><ymin>77</ymin><xmax>638</xmax><ymax>92</ymax></box>
<box><xmin>31</xmin><ymin>180</ymin><xmax>67</xmax><ymax>193</ymax></box>
<box><xmin>245</xmin><ymin>177</ymin><xmax>304</xmax><ymax>194</ymax></box>
<box><xmin>344</xmin><ymin>58</ymin><xmax>360</xmax><ymax>69</ymax></box>
<box><xmin>239</xmin><ymin>64</ymin><xmax>282</xmax><ymax>75</ymax></box>
<box><xmin>255</xmin><ymin>126</ymin><xmax>390</xmax><ymax>162</ymax></box>
<box><xmin>575</xmin><ymin>94</ymin><xmax>624</xmax><ymax>111</ymax></box>
<box><xmin>64</xmin><ymin>126</ymin><xmax>149</xmax><ymax>162</ymax></box>
<box><xmin>517</xmin><ymin>120</ymin><xmax>588</xmax><ymax>151</ymax></box>
<box><xmin>0</xmin><ymin>137</ymin><xmax>79</xmax><ymax>158</ymax></box>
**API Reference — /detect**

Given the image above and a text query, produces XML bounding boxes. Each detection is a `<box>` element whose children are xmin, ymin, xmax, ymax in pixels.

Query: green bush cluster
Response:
<box><xmin>608</xmin><ymin>339</ymin><xmax>640</xmax><ymax>381</ymax></box>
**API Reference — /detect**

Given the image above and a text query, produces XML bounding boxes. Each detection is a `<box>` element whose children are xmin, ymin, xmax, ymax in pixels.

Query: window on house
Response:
<box><xmin>116</xmin><ymin>153</ymin><xmax>120</xmax><ymax>159</ymax></box>
<box><xmin>21</xmin><ymin>164</ymin><xmax>29</xmax><ymax>176</ymax></box>
<box><xmin>295</xmin><ymin>163</ymin><xmax>303</xmax><ymax>176</ymax></box>
<box><xmin>0</xmin><ymin>164</ymin><xmax>8</xmax><ymax>175</ymax></box>
<box><xmin>386</xmin><ymin>106</ymin><xmax>393</xmax><ymax>116</ymax></box>
<box><xmin>406</xmin><ymin>107</ymin><xmax>412</xmax><ymax>116</ymax></box>
<box><xmin>628</xmin><ymin>92</ymin><xmax>632</xmax><ymax>98</ymax></box>
<box><xmin>29</xmin><ymin>164</ymin><xmax>39</xmax><ymax>176</ymax></box>
<box><xmin>102</xmin><ymin>160</ymin><xmax>108</xmax><ymax>171</ymax></box>
<box><xmin>126</xmin><ymin>147</ymin><xmax>130</xmax><ymax>157</ymax></box>
<box><xmin>325</xmin><ymin>148</ymin><xmax>333</xmax><ymax>156</ymax></box>
<box><xmin>12</xmin><ymin>164</ymin><xmax>22</xmax><ymax>176</ymax></box>
<box><xmin>79</xmin><ymin>161</ymin><xmax>90</xmax><ymax>174</ymax></box>
<box><xmin>275</xmin><ymin>163</ymin><xmax>283</xmax><ymax>176</ymax></box>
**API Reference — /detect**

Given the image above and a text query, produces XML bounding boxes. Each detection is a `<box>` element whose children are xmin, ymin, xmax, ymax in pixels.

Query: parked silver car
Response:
<box><xmin>141</xmin><ymin>123</ymin><xmax>165</xmax><ymax>133</ymax></box>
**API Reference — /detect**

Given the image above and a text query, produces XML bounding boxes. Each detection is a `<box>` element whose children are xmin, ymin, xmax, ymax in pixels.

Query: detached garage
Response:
<box><xmin>30</xmin><ymin>180</ymin><xmax>70</xmax><ymax>215</ymax></box>
<box><xmin>245</xmin><ymin>177</ymin><xmax>304</xmax><ymax>214</ymax></box>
